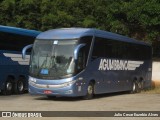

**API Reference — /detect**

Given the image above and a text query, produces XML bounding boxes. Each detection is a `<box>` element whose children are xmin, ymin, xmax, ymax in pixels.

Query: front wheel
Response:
<box><xmin>83</xmin><ymin>82</ymin><xmax>94</xmax><ymax>100</ymax></box>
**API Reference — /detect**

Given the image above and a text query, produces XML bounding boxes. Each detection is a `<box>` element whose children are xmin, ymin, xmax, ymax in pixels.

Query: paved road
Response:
<box><xmin>0</xmin><ymin>92</ymin><xmax>160</xmax><ymax>120</ymax></box>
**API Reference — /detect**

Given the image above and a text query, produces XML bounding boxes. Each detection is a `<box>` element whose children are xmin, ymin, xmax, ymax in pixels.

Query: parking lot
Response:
<box><xmin>0</xmin><ymin>92</ymin><xmax>160</xmax><ymax>120</ymax></box>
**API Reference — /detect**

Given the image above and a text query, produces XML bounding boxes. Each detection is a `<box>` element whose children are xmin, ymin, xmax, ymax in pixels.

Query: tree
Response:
<box><xmin>0</xmin><ymin>0</ymin><xmax>160</xmax><ymax>57</ymax></box>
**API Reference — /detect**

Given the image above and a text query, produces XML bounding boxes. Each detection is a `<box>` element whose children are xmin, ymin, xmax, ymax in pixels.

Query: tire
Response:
<box><xmin>16</xmin><ymin>79</ymin><xmax>25</xmax><ymax>94</ymax></box>
<box><xmin>130</xmin><ymin>80</ymin><xmax>141</xmax><ymax>94</ymax></box>
<box><xmin>2</xmin><ymin>79</ymin><xmax>14</xmax><ymax>95</ymax></box>
<box><xmin>140</xmin><ymin>80</ymin><xmax>144</xmax><ymax>90</ymax></box>
<box><xmin>137</xmin><ymin>81</ymin><xmax>143</xmax><ymax>93</ymax></box>
<box><xmin>83</xmin><ymin>82</ymin><xmax>94</xmax><ymax>100</ymax></box>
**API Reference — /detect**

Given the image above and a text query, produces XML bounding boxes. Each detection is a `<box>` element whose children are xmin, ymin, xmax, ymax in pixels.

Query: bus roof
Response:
<box><xmin>37</xmin><ymin>28</ymin><xmax>150</xmax><ymax>46</ymax></box>
<box><xmin>0</xmin><ymin>25</ymin><xmax>41</xmax><ymax>37</ymax></box>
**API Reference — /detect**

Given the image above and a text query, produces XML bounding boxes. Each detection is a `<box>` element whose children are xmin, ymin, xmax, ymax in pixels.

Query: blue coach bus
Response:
<box><xmin>0</xmin><ymin>25</ymin><xmax>41</xmax><ymax>95</ymax></box>
<box><xmin>23</xmin><ymin>28</ymin><xmax>152</xmax><ymax>99</ymax></box>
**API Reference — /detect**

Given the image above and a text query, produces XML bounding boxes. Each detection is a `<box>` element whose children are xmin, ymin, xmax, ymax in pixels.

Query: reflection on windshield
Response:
<box><xmin>30</xmin><ymin>39</ymin><xmax>77</xmax><ymax>79</ymax></box>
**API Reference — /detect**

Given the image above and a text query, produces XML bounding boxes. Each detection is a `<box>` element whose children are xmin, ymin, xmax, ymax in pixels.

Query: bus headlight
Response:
<box><xmin>29</xmin><ymin>76</ymin><xmax>36</xmax><ymax>83</ymax></box>
<box><xmin>61</xmin><ymin>80</ymin><xmax>76</xmax><ymax>87</ymax></box>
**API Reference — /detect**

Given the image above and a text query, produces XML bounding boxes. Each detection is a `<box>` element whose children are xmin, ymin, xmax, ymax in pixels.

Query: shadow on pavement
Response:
<box><xmin>34</xmin><ymin>91</ymin><xmax>130</xmax><ymax>101</ymax></box>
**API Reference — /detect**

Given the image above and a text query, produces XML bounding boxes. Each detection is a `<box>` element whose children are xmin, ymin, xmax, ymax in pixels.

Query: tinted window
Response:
<box><xmin>126</xmin><ymin>44</ymin><xmax>151</xmax><ymax>60</ymax></box>
<box><xmin>92</xmin><ymin>37</ymin><xmax>105</xmax><ymax>58</ymax></box>
<box><xmin>79</xmin><ymin>36</ymin><xmax>92</xmax><ymax>64</ymax></box>
<box><xmin>92</xmin><ymin>37</ymin><xmax>126</xmax><ymax>59</ymax></box>
<box><xmin>0</xmin><ymin>32</ymin><xmax>35</xmax><ymax>51</ymax></box>
<box><xmin>92</xmin><ymin>37</ymin><xmax>151</xmax><ymax>60</ymax></box>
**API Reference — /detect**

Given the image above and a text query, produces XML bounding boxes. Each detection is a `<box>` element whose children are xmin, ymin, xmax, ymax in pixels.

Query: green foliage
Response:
<box><xmin>0</xmin><ymin>0</ymin><xmax>160</xmax><ymax>45</ymax></box>
<box><xmin>0</xmin><ymin>0</ymin><xmax>15</xmax><ymax>26</ymax></box>
<box><xmin>120</xmin><ymin>0</ymin><xmax>160</xmax><ymax>43</ymax></box>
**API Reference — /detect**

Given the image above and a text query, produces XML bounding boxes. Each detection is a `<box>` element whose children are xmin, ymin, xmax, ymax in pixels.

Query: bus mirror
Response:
<box><xmin>22</xmin><ymin>44</ymin><xmax>33</xmax><ymax>59</ymax></box>
<box><xmin>74</xmin><ymin>44</ymin><xmax>86</xmax><ymax>60</ymax></box>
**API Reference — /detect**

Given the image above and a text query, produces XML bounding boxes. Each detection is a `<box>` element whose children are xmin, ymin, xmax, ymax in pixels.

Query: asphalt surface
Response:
<box><xmin>0</xmin><ymin>92</ymin><xmax>160</xmax><ymax>120</ymax></box>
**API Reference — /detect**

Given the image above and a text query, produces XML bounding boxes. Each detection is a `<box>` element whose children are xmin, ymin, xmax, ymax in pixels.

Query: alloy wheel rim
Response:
<box><xmin>18</xmin><ymin>81</ymin><xmax>24</xmax><ymax>92</ymax></box>
<box><xmin>88</xmin><ymin>85</ymin><xmax>93</xmax><ymax>95</ymax></box>
<box><xmin>6</xmin><ymin>82</ymin><xmax>12</xmax><ymax>91</ymax></box>
<box><xmin>133</xmin><ymin>82</ymin><xmax>136</xmax><ymax>92</ymax></box>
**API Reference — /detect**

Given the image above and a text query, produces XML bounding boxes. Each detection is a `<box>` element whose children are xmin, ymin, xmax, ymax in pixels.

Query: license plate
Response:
<box><xmin>44</xmin><ymin>90</ymin><xmax>52</xmax><ymax>94</ymax></box>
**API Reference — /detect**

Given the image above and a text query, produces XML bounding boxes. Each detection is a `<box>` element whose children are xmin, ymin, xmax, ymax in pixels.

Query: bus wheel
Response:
<box><xmin>2</xmin><ymin>79</ymin><xmax>13</xmax><ymax>95</ymax></box>
<box><xmin>83</xmin><ymin>82</ymin><xmax>94</xmax><ymax>100</ymax></box>
<box><xmin>137</xmin><ymin>81</ymin><xmax>142</xmax><ymax>93</ymax></box>
<box><xmin>16</xmin><ymin>79</ymin><xmax>25</xmax><ymax>94</ymax></box>
<box><xmin>130</xmin><ymin>81</ymin><xmax>141</xmax><ymax>94</ymax></box>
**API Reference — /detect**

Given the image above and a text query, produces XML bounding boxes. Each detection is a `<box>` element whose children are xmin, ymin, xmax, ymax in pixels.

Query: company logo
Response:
<box><xmin>98</xmin><ymin>59</ymin><xmax>144</xmax><ymax>71</ymax></box>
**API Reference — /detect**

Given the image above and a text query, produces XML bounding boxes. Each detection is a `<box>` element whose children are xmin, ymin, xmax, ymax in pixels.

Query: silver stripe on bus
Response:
<box><xmin>3</xmin><ymin>53</ymin><xmax>30</xmax><ymax>65</ymax></box>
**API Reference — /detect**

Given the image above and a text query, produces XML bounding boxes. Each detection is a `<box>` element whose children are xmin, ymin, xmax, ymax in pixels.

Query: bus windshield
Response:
<box><xmin>29</xmin><ymin>39</ymin><xmax>77</xmax><ymax>79</ymax></box>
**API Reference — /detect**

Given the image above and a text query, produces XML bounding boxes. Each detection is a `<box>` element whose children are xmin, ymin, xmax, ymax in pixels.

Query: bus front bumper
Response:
<box><xmin>28</xmin><ymin>78</ymin><xmax>86</xmax><ymax>97</ymax></box>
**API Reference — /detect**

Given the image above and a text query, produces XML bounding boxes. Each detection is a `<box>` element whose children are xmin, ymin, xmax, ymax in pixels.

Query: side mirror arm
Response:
<box><xmin>22</xmin><ymin>44</ymin><xmax>33</xmax><ymax>59</ymax></box>
<box><xmin>74</xmin><ymin>44</ymin><xmax>86</xmax><ymax>60</ymax></box>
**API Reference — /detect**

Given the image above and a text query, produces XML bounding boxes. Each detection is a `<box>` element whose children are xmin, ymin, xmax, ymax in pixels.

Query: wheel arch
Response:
<box><xmin>18</xmin><ymin>75</ymin><xmax>27</xmax><ymax>88</ymax></box>
<box><xmin>6</xmin><ymin>75</ymin><xmax>16</xmax><ymax>83</ymax></box>
<box><xmin>139</xmin><ymin>77</ymin><xmax>144</xmax><ymax>82</ymax></box>
<box><xmin>133</xmin><ymin>77</ymin><xmax>138</xmax><ymax>82</ymax></box>
<box><xmin>18</xmin><ymin>75</ymin><xmax>27</xmax><ymax>84</ymax></box>
<box><xmin>18</xmin><ymin>75</ymin><xmax>26</xmax><ymax>80</ymax></box>
<box><xmin>89</xmin><ymin>79</ymin><xmax>96</xmax><ymax>84</ymax></box>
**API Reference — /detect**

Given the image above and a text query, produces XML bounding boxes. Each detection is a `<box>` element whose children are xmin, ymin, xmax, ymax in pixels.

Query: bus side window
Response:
<box><xmin>79</xmin><ymin>36</ymin><xmax>92</xmax><ymax>65</ymax></box>
<box><xmin>91</xmin><ymin>37</ymin><xmax>105</xmax><ymax>60</ymax></box>
<box><xmin>77</xmin><ymin>47</ymin><xmax>86</xmax><ymax>72</ymax></box>
<box><xmin>105</xmin><ymin>43</ymin><xmax>112</xmax><ymax>58</ymax></box>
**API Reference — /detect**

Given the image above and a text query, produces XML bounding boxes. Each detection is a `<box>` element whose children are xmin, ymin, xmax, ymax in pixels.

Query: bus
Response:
<box><xmin>0</xmin><ymin>25</ymin><xmax>41</xmax><ymax>95</ymax></box>
<box><xmin>22</xmin><ymin>28</ymin><xmax>152</xmax><ymax>99</ymax></box>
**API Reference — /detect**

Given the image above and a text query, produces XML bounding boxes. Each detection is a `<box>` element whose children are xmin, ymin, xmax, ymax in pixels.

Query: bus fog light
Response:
<box><xmin>78</xmin><ymin>86</ymin><xmax>81</xmax><ymax>92</ymax></box>
<box><xmin>65</xmin><ymin>90</ymin><xmax>73</xmax><ymax>94</ymax></box>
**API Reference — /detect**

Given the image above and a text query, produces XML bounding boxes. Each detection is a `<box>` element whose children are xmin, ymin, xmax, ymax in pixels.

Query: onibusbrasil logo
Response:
<box><xmin>1</xmin><ymin>112</ymin><xmax>42</xmax><ymax>118</ymax></box>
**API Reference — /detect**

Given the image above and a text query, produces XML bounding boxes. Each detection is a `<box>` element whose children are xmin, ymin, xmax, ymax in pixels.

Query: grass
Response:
<box><xmin>142</xmin><ymin>86</ymin><xmax>160</xmax><ymax>94</ymax></box>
